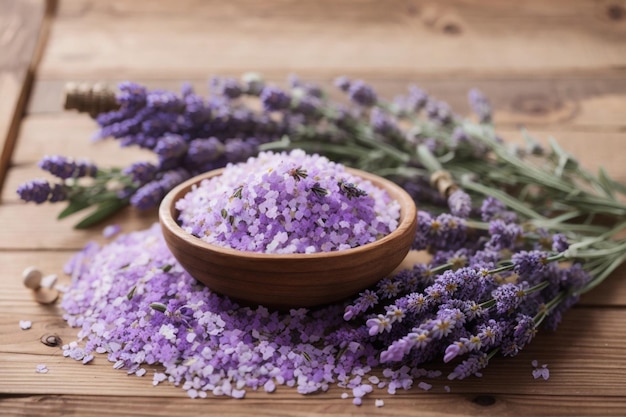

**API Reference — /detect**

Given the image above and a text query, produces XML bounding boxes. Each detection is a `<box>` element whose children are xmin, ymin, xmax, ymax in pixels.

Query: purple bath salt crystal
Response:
<box><xmin>176</xmin><ymin>150</ymin><xmax>400</xmax><ymax>254</ymax></box>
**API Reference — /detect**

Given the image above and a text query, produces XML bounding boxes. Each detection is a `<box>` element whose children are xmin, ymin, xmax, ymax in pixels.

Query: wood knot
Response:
<box><xmin>607</xmin><ymin>4</ymin><xmax>624</xmax><ymax>20</ymax></box>
<box><xmin>64</xmin><ymin>82</ymin><xmax>119</xmax><ymax>117</ymax></box>
<box><xmin>511</xmin><ymin>93</ymin><xmax>562</xmax><ymax>116</ymax></box>
<box><xmin>442</xmin><ymin>22</ymin><xmax>462</xmax><ymax>35</ymax></box>
<box><xmin>40</xmin><ymin>334</ymin><xmax>63</xmax><ymax>347</ymax></box>
<box><xmin>472</xmin><ymin>395</ymin><xmax>497</xmax><ymax>406</ymax></box>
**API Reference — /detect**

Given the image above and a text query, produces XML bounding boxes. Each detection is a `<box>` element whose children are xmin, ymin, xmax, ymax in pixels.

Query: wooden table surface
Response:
<box><xmin>1</xmin><ymin>1</ymin><xmax>626</xmax><ymax>415</ymax></box>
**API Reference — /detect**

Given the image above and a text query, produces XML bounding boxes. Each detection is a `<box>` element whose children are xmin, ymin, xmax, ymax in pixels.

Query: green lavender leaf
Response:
<box><xmin>57</xmin><ymin>198</ymin><xmax>92</xmax><ymax>219</ymax></box>
<box><xmin>74</xmin><ymin>199</ymin><xmax>128</xmax><ymax>229</ymax></box>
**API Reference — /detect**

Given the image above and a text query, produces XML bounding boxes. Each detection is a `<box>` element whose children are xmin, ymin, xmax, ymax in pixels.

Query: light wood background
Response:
<box><xmin>1</xmin><ymin>1</ymin><xmax>625</xmax><ymax>415</ymax></box>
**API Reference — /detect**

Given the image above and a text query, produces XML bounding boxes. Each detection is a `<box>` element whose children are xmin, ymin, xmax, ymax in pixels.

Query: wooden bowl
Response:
<box><xmin>159</xmin><ymin>167</ymin><xmax>417</xmax><ymax>309</ymax></box>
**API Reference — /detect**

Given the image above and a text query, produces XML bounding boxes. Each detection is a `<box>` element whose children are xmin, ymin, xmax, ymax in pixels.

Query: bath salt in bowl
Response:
<box><xmin>159</xmin><ymin>150</ymin><xmax>417</xmax><ymax>309</ymax></box>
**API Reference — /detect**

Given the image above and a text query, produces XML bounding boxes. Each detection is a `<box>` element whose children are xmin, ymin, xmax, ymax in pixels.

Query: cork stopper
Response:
<box><xmin>63</xmin><ymin>82</ymin><xmax>119</xmax><ymax>117</ymax></box>
<box><xmin>430</xmin><ymin>169</ymin><xmax>459</xmax><ymax>197</ymax></box>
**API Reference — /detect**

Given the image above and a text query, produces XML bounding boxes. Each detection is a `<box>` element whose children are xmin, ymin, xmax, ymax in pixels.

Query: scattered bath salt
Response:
<box><xmin>341</xmin><ymin>392</ymin><xmax>349</xmax><ymax>399</ymax></box>
<box><xmin>35</xmin><ymin>364</ymin><xmax>48</xmax><ymax>374</ymax></box>
<box><xmin>375</xmin><ymin>399</ymin><xmax>384</xmax><ymax>407</ymax></box>
<box><xmin>474</xmin><ymin>372</ymin><xmax>483</xmax><ymax>378</ymax></box>
<box><xmin>58</xmin><ymin>224</ymin><xmax>451</xmax><ymax>403</ymax></box>
<box><xmin>153</xmin><ymin>372</ymin><xmax>167</xmax><ymax>386</ymax></box>
<box><xmin>417</xmin><ymin>381</ymin><xmax>432</xmax><ymax>391</ymax></box>
<box><xmin>532</xmin><ymin>362</ymin><xmax>550</xmax><ymax>380</ymax></box>
<box><xmin>102</xmin><ymin>224</ymin><xmax>122</xmax><ymax>238</ymax></box>
<box><xmin>352</xmin><ymin>397</ymin><xmax>362</xmax><ymax>406</ymax></box>
<box><xmin>444</xmin><ymin>385</ymin><xmax>451</xmax><ymax>392</ymax></box>
<box><xmin>19</xmin><ymin>320</ymin><xmax>32</xmax><ymax>330</ymax></box>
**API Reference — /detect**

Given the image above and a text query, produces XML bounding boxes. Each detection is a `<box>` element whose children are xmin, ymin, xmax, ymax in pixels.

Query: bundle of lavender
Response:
<box><xmin>17</xmin><ymin>75</ymin><xmax>626</xmax><ymax>400</ymax></box>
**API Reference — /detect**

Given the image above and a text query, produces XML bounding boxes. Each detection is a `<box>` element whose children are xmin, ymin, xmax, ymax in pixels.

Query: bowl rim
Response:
<box><xmin>159</xmin><ymin>166</ymin><xmax>417</xmax><ymax>260</ymax></box>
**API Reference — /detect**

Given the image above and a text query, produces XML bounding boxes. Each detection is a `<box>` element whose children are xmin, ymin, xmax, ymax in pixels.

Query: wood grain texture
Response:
<box><xmin>2</xmin><ymin>0</ymin><xmax>626</xmax><ymax>415</ymax></box>
<box><xmin>40</xmin><ymin>0</ymin><xmax>626</xmax><ymax>79</ymax></box>
<box><xmin>0</xmin><ymin>0</ymin><xmax>50</xmax><ymax>194</ymax></box>
<box><xmin>0</xmin><ymin>395</ymin><xmax>624</xmax><ymax>417</ymax></box>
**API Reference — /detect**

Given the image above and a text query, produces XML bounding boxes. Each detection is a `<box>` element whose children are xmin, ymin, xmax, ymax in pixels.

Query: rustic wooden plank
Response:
<box><xmin>40</xmin><ymin>0</ymin><xmax>626</xmax><ymax>80</ymax></box>
<box><xmin>25</xmin><ymin>75</ymin><xmax>626</xmax><ymax>132</ymax></box>
<box><xmin>1</xmin><ymin>308</ymin><xmax>626</xmax><ymax>398</ymax></box>
<box><xmin>0</xmin><ymin>0</ymin><xmax>50</xmax><ymax>195</ymax></box>
<box><xmin>0</xmin><ymin>394</ymin><xmax>624</xmax><ymax>417</ymax></box>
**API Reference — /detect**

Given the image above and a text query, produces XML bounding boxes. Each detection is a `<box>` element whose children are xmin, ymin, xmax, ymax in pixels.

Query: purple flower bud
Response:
<box><xmin>447</xmin><ymin>189</ymin><xmax>472</xmax><ymax>218</ymax></box>
<box><xmin>224</xmin><ymin>138</ymin><xmax>258</xmax><ymax>163</ymax></box>
<box><xmin>334</xmin><ymin>76</ymin><xmax>351</xmax><ymax>92</ymax></box>
<box><xmin>123</xmin><ymin>162</ymin><xmax>158</xmax><ymax>184</ymax></box>
<box><xmin>184</xmin><ymin>137</ymin><xmax>225</xmax><ymax>168</ymax></box>
<box><xmin>39</xmin><ymin>155</ymin><xmax>96</xmax><ymax>179</ymax></box>
<box><xmin>260</xmin><ymin>86</ymin><xmax>291</xmax><ymax>112</ymax></box>
<box><xmin>551</xmin><ymin>233</ymin><xmax>569</xmax><ymax>253</ymax></box>
<box><xmin>468</xmin><ymin>88</ymin><xmax>492</xmax><ymax>123</ymax></box>
<box><xmin>407</xmin><ymin>85</ymin><xmax>428</xmax><ymax>111</ymax></box>
<box><xmin>512</xmin><ymin>250</ymin><xmax>549</xmax><ymax>277</ymax></box>
<box><xmin>16</xmin><ymin>179</ymin><xmax>51</xmax><ymax>204</ymax></box>
<box><xmin>370</xmin><ymin>107</ymin><xmax>400</xmax><ymax>137</ymax></box>
<box><xmin>212</xmin><ymin>77</ymin><xmax>242</xmax><ymax>99</ymax></box>
<box><xmin>49</xmin><ymin>183</ymin><xmax>69</xmax><ymax>202</ymax></box>
<box><xmin>492</xmin><ymin>282</ymin><xmax>530</xmax><ymax>314</ymax></box>
<box><xmin>130</xmin><ymin>181</ymin><xmax>164</xmax><ymax>210</ymax></box>
<box><xmin>347</xmin><ymin>80</ymin><xmax>377</xmax><ymax>107</ymax></box>
<box><xmin>154</xmin><ymin>135</ymin><xmax>188</xmax><ymax>167</ymax></box>
<box><xmin>448</xmin><ymin>352</ymin><xmax>489</xmax><ymax>380</ymax></box>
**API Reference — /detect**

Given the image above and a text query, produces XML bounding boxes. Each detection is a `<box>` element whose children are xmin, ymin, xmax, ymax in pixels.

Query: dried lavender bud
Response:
<box><xmin>347</xmin><ymin>79</ymin><xmax>377</xmax><ymax>107</ymax></box>
<box><xmin>123</xmin><ymin>162</ymin><xmax>158</xmax><ymax>184</ymax></box>
<box><xmin>260</xmin><ymin>86</ymin><xmax>291</xmax><ymax>112</ymax></box>
<box><xmin>211</xmin><ymin>77</ymin><xmax>242</xmax><ymax>99</ymax></box>
<box><xmin>49</xmin><ymin>184</ymin><xmax>69</xmax><ymax>203</ymax></box>
<box><xmin>38</xmin><ymin>155</ymin><xmax>97</xmax><ymax>179</ymax></box>
<box><xmin>468</xmin><ymin>88</ymin><xmax>492</xmax><ymax>123</ymax></box>
<box><xmin>16</xmin><ymin>179</ymin><xmax>51</xmax><ymax>204</ymax></box>
<box><xmin>334</xmin><ymin>76</ymin><xmax>352</xmax><ymax>92</ymax></box>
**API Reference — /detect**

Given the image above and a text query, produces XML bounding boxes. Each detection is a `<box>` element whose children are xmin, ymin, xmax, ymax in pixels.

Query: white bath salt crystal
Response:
<box><xmin>102</xmin><ymin>224</ymin><xmax>121</xmax><ymax>238</ymax></box>
<box><xmin>368</xmin><ymin>375</ymin><xmax>380</xmax><ymax>384</ymax></box>
<box><xmin>531</xmin><ymin>359</ymin><xmax>539</xmax><ymax>367</ymax></box>
<box><xmin>153</xmin><ymin>372</ymin><xmax>167</xmax><ymax>386</ymax></box>
<box><xmin>474</xmin><ymin>372</ymin><xmax>483</xmax><ymax>378</ymax></box>
<box><xmin>231</xmin><ymin>389</ymin><xmax>246</xmax><ymax>399</ymax></box>
<box><xmin>113</xmin><ymin>360</ymin><xmax>124</xmax><ymax>369</ymax></box>
<box><xmin>135</xmin><ymin>368</ymin><xmax>147</xmax><ymax>377</ymax></box>
<box><xmin>35</xmin><ymin>364</ymin><xmax>48</xmax><ymax>374</ymax></box>
<box><xmin>341</xmin><ymin>392</ymin><xmax>349</xmax><ymax>399</ymax></box>
<box><xmin>352</xmin><ymin>397</ymin><xmax>362</xmax><ymax>406</ymax></box>
<box><xmin>444</xmin><ymin>385</ymin><xmax>451</xmax><ymax>393</ymax></box>
<box><xmin>82</xmin><ymin>354</ymin><xmax>94</xmax><ymax>364</ymax></box>
<box><xmin>19</xmin><ymin>320</ymin><xmax>32</xmax><ymax>330</ymax></box>
<box><xmin>95</xmin><ymin>346</ymin><xmax>107</xmax><ymax>354</ymax></box>
<box><xmin>187</xmin><ymin>389</ymin><xmax>199</xmax><ymax>399</ymax></box>
<box><xmin>417</xmin><ymin>381</ymin><xmax>432</xmax><ymax>391</ymax></box>
<box><xmin>375</xmin><ymin>399</ymin><xmax>385</xmax><ymax>408</ymax></box>
<box><xmin>186</xmin><ymin>332</ymin><xmax>197</xmax><ymax>343</ymax></box>
<box><xmin>263</xmin><ymin>379</ymin><xmax>276</xmax><ymax>393</ymax></box>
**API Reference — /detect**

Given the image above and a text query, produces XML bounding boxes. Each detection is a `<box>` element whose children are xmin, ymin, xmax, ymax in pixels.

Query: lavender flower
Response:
<box><xmin>38</xmin><ymin>155</ymin><xmax>97</xmax><ymax>179</ymax></box>
<box><xmin>123</xmin><ymin>162</ymin><xmax>158</xmax><ymax>183</ymax></box>
<box><xmin>468</xmin><ymin>88</ymin><xmax>492</xmax><ymax>123</ymax></box>
<box><xmin>16</xmin><ymin>179</ymin><xmax>51</xmax><ymax>204</ymax></box>
<box><xmin>260</xmin><ymin>86</ymin><xmax>291</xmax><ymax>112</ymax></box>
<box><xmin>447</xmin><ymin>189</ymin><xmax>472</xmax><ymax>218</ymax></box>
<box><xmin>347</xmin><ymin>80</ymin><xmax>377</xmax><ymax>107</ymax></box>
